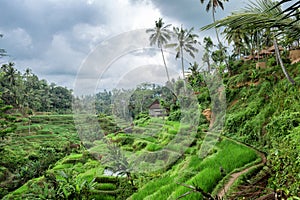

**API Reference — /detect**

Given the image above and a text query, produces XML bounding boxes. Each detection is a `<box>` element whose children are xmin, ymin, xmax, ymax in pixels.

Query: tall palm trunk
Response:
<box><xmin>212</xmin><ymin>10</ymin><xmax>221</xmax><ymax>47</ymax></box>
<box><xmin>212</xmin><ymin>8</ymin><xmax>228</xmax><ymax>69</ymax></box>
<box><xmin>161</xmin><ymin>47</ymin><xmax>170</xmax><ymax>82</ymax></box>
<box><xmin>273</xmin><ymin>38</ymin><xmax>295</xmax><ymax>85</ymax></box>
<box><xmin>207</xmin><ymin>57</ymin><xmax>211</xmax><ymax>72</ymax></box>
<box><xmin>180</xmin><ymin>46</ymin><xmax>185</xmax><ymax>80</ymax></box>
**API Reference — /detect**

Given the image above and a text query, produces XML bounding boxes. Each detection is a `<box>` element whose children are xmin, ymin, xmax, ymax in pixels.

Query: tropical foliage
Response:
<box><xmin>146</xmin><ymin>18</ymin><xmax>172</xmax><ymax>82</ymax></box>
<box><xmin>167</xmin><ymin>26</ymin><xmax>199</xmax><ymax>79</ymax></box>
<box><xmin>0</xmin><ymin>0</ymin><xmax>300</xmax><ymax>199</ymax></box>
<box><xmin>0</xmin><ymin>63</ymin><xmax>73</xmax><ymax>114</ymax></box>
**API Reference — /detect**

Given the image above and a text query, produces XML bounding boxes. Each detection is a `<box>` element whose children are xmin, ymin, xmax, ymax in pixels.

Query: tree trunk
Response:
<box><xmin>207</xmin><ymin>57</ymin><xmax>211</xmax><ymax>72</ymax></box>
<box><xmin>161</xmin><ymin>47</ymin><xmax>170</xmax><ymax>82</ymax></box>
<box><xmin>273</xmin><ymin>38</ymin><xmax>295</xmax><ymax>85</ymax></box>
<box><xmin>180</xmin><ymin>47</ymin><xmax>185</xmax><ymax>80</ymax></box>
<box><xmin>212</xmin><ymin>9</ymin><xmax>229</xmax><ymax>70</ymax></box>
<box><xmin>212</xmin><ymin>10</ymin><xmax>221</xmax><ymax>47</ymax></box>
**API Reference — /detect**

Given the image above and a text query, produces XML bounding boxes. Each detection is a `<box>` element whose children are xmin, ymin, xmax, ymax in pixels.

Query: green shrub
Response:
<box><xmin>168</xmin><ymin>110</ymin><xmax>181</xmax><ymax>121</ymax></box>
<box><xmin>266</xmin><ymin>111</ymin><xmax>300</xmax><ymax>138</ymax></box>
<box><xmin>135</xmin><ymin>112</ymin><xmax>150</xmax><ymax>120</ymax></box>
<box><xmin>267</xmin><ymin>56</ymin><xmax>277</xmax><ymax>67</ymax></box>
<box><xmin>267</xmin><ymin>126</ymin><xmax>300</xmax><ymax>196</ymax></box>
<box><xmin>132</xmin><ymin>140</ymin><xmax>147</xmax><ymax>151</ymax></box>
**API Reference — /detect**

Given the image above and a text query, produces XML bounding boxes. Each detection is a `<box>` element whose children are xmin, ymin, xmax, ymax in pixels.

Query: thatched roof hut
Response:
<box><xmin>267</xmin><ymin>45</ymin><xmax>284</xmax><ymax>52</ymax></box>
<box><xmin>259</xmin><ymin>49</ymin><xmax>272</xmax><ymax>55</ymax></box>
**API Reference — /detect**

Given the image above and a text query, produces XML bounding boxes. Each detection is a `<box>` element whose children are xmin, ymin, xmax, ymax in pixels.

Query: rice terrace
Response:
<box><xmin>1</xmin><ymin>0</ymin><xmax>300</xmax><ymax>199</ymax></box>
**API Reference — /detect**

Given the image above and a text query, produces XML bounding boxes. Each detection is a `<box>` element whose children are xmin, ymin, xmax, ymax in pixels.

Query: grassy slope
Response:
<box><xmin>130</xmin><ymin>139</ymin><xmax>258</xmax><ymax>200</ymax></box>
<box><xmin>3</xmin><ymin>59</ymin><xmax>299</xmax><ymax>198</ymax></box>
<box><xmin>2</xmin><ymin>114</ymin><xmax>259</xmax><ymax>200</ymax></box>
<box><xmin>223</xmin><ymin>60</ymin><xmax>300</xmax><ymax>197</ymax></box>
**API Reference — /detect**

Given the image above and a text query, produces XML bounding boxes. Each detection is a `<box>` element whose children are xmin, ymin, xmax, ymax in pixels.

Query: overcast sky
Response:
<box><xmin>0</xmin><ymin>0</ymin><xmax>247</xmax><ymax>94</ymax></box>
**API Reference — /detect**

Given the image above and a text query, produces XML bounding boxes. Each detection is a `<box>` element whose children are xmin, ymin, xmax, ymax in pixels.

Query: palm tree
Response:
<box><xmin>200</xmin><ymin>0</ymin><xmax>228</xmax><ymax>46</ymax></box>
<box><xmin>223</xmin><ymin>26</ymin><xmax>245</xmax><ymax>58</ymax></box>
<box><xmin>187</xmin><ymin>62</ymin><xmax>202</xmax><ymax>88</ymax></box>
<box><xmin>167</xmin><ymin>26</ymin><xmax>199</xmax><ymax>80</ymax></box>
<box><xmin>146</xmin><ymin>18</ymin><xmax>172</xmax><ymax>82</ymax></box>
<box><xmin>200</xmin><ymin>0</ymin><xmax>229</xmax><ymax>68</ymax></box>
<box><xmin>274</xmin><ymin>37</ymin><xmax>295</xmax><ymax>84</ymax></box>
<box><xmin>3</xmin><ymin>63</ymin><xmax>17</xmax><ymax>86</ymax></box>
<box><xmin>201</xmin><ymin>0</ymin><xmax>299</xmax><ymax>39</ymax></box>
<box><xmin>188</xmin><ymin>62</ymin><xmax>200</xmax><ymax>76</ymax></box>
<box><xmin>202</xmin><ymin>37</ymin><xmax>214</xmax><ymax>72</ymax></box>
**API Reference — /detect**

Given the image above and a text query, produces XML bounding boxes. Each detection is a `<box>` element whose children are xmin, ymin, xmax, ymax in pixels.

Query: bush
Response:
<box><xmin>229</xmin><ymin>59</ymin><xmax>244</xmax><ymax>75</ymax></box>
<box><xmin>168</xmin><ymin>110</ymin><xmax>181</xmax><ymax>121</ymax></box>
<box><xmin>266</xmin><ymin>111</ymin><xmax>300</xmax><ymax>138</ymax></box>
<box><xmin>135</xmin><ymin>112</ymin><xmax>150</xmax><ymax>120</ymax></box>
<box><xmin>132</xmin><ymin>140</ymin><xmax>147</xmax><ymax>151</ymax></box>
<box><xmin>267</xmin><ymin>126</ymin><xmax>300</xmax><ymax>196</ymax></box>
<box><xmin>267</xmin><ymin>56</ymin><xmax>277</xmax><ymax>67</ymax></box>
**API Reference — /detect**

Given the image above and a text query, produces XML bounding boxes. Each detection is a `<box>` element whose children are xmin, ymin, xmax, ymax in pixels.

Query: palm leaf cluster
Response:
<box><xmin>201</xmin><ymin>0</ymin><xmax>300</xmax><ymax>40</ymax></box>
<box><xmin>273</xmin><ymin>0</ymin><xmax>300</xmax><ymax>39</ymax></box>
<box><xmin>169</xmin><ymin>27</ymin><xmax>199</xmax><ymax>60</ymax></box>
<box><xmin>146</xmin><ymin>18</ymin><xmax>172</xmax><ymax>49</ymax></box>
<box><xmin>146</xmin><ymin>18</ymin><xmax>172</xmax><ymax>82</ymax></box>
<box><xmin>147</xmin><ymin>19</ymin><xmax>199</xmax><ymax>81</ymax></box>
<box><xmin>200</xmin><ymin>0</ymin><xmax>227</xmax><ymax>12</ymax></box>
<box><xmin>275</xmin><ymin>0</ymin><xmax>300</xmax><ymax>19</ymax></box>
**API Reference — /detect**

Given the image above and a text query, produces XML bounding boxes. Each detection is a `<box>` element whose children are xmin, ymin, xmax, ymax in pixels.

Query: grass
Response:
<box><xmin>130</xmin><ymin>138</ymin><xmax>258</xmax><ymax>200</ymax></box>
<box><xmin>2</xmin><ymin>114</ymin><xmax>260</xmax><ymax>200</ymax></box>
<box><xmin>0</xmin><ymin>114</ymin><xmax>80</xmax><ymax>198</ymax></box>
<box><xmin>145</xmin><ymin>143</ymin><xmax>162</xmax><ymax>151</ymax></box>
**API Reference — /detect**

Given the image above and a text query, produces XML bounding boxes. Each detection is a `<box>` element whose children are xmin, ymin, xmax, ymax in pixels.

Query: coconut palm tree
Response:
<box><xmin>146</xmin><ymin>18</ymin><xmax>172</xmax><ymax>82</ymax></box>
<box><xmin>223</xmin><ymin>26</ymin><xmax>245</xmax><ymax>58</ymax></box>
<box><xmin>200</xmin><ymin>0</ymin><xmax>229</xmax><ymax>69</ymax></box>
<box><xmin>200</xmin><ymin>0</ymin><xmax>228</xmax><ymax>46</ymax></box>
<box><xmin>167</xmin><ymin>26</ymin><xmax>199</xmax><ymax>80</ymax></box>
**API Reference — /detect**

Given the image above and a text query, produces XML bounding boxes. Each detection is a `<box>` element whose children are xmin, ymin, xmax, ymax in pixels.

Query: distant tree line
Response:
<box><xmin>93</xmin><ymin>82</ymin><xmax>177</xmax><ymax>120</ymax></box>
<box><xmin>0</xmin><ymin>62</ymin><xmax>73</xmax><ymax>114</ymax></box>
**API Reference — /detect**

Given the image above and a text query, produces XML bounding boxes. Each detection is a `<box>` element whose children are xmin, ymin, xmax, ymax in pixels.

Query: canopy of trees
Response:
<box><xmin>0</xmin><ymin>63</ymin><xmax>73</xmax><ymax>114</ymax></box>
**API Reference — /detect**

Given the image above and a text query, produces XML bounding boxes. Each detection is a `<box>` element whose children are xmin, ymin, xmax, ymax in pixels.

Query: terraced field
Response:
<box><xmin>2</xmin><ymin>115</ymin><xmax>260</xmax><ymax>199</ymax></box>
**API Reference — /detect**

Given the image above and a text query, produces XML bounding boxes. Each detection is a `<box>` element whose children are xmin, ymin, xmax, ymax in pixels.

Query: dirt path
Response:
<box><xmin>218</xmin><ymin>139</ymin><xmax>267</xmax><ymax>199</ymax></box>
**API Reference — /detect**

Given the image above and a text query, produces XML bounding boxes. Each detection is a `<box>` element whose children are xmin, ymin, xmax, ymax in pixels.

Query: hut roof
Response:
<box><xmin>259</xmin><ymin>49</ymin><xmax>272</xmax><ymax>55</ymax></box>
<box><xmin>267</xmin><ymin>45</ymin><xmax>284</xmax><ymax>52</ymax></box>
<box><xmin>149</xmin><ymin>100</ymin><xmax>161</xmax><ymax>109</ymax></box>
<box><xmin>291</xmin><ymin>57</ymin><xmax>300</xmax><ymax>64</ymax></box>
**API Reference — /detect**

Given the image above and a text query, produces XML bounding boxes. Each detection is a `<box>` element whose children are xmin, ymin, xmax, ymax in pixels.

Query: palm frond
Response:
<box><xmin>201</xmin><ymin>0</ymin><xmax>300</xmax><ymax>39</ymax></box>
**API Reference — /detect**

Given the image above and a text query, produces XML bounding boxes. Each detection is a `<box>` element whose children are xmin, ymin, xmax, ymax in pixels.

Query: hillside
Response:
<box><xmin>1</xmin><ymin>0</ymin><xmax>299</xmax><ymax>199</ymax></box>
<box><xmin>222</xmin><ymin>60</ymin><xmax>300</xmax><ymax>198</ymax></box>
<box><xmin>1</xmin><ymin>59</ymin><xmax>299</xmax><ymax>199</ymax></box>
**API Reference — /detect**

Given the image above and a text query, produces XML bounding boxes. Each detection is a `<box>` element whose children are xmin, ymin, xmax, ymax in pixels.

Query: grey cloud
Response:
<box><xmin>0</xmin><ymin>0</ymin><xmax>244</xmax><ymax>92</ymax></box>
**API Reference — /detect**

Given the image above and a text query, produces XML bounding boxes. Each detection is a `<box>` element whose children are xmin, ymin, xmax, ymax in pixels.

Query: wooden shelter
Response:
<box><xmin>149</xmin><ymin>100</ymin><xmax>166</xmax><ymax>117</ymax></box>
<box><xmin>259</xmin><ymin>49</ymin><xmax>272</xmax><ymax>55</ymax></box>
<box><xmin>289</xmin><ymin>49</ymin><xmax>300</xmax><ymax>64</ymax></box>
<box><xmin>267</xmin><ymin>45</ymin><xmax>284</xmax><ymax>52</ymax></box>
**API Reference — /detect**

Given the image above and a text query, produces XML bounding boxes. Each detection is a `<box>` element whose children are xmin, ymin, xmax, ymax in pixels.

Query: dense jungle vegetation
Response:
<box><xmin>0</xmin><ymin>0</ymin><xmax>300</xmax><ymax>199</ymax></box>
